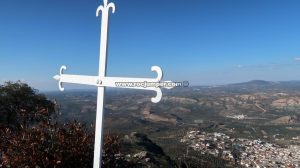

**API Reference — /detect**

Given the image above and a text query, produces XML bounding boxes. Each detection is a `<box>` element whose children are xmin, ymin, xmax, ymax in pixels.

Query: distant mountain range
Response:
<box><xmin>226</xmin><ymin>79</ymin><xmax>300</xmax><ymax>86</ymax></box>
<box><xmin>221</xmin><ymin>80</ymin><xmax>300</xmax><ymax>90</ymax></box>
<box><xmin>190</xmin><ymin>80</ymin><xmax>300</xmax><ymax>92</ymax></box>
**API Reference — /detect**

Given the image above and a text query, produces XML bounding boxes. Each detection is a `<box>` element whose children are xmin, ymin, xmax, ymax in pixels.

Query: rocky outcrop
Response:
<box><xmin>271</xmin><ymin>115</ymin><xmax>299</xmax><ymax>124</ymax></box>
<box><xmin>236</xmin><ymin>94</ymin><xmax>256</xmax><ymax>101</ymax></box>
<box><xmin>271</xmin><ymin>97</ymin><xmax>300</xmax><ymax>108</ymax></box>
<box><xmin>122</xmin><ymin>132</ymin><xmax>173</xmax><ymax>167</ymax></box>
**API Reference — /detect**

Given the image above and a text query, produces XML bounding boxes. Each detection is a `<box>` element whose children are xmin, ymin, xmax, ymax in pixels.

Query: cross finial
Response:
<box><xmin>96</xmin><ymin>0</ymin><xmax>115</xmax><ymax>17</ymax></box>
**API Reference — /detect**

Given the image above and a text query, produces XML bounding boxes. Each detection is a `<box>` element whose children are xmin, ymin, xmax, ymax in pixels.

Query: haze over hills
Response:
<box><xmin>44</xmin><ymin>80</ymin><xmax>300</xmax><ymax>93</ymax></box>
<box><xmin>45</xmin><ymin>79</ymin><xmax>300</xmax><ymax>167</ymax></box>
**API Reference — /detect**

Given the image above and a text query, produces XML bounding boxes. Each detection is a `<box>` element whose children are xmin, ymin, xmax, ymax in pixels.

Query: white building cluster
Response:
<box><xmin>226</xmin><ymin>114</ymin><xmax>247</xmax><ymax>120</ymax></box>
<box><xmin>181</xmin><ymin>131</ymin><xmax>300</xmax><ymax>168</ymax></box>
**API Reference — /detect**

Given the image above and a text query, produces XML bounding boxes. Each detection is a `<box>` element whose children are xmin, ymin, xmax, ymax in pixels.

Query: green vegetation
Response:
<box><xmin>0</xmin><ymin>81</ymin><xmax>55</xmax><ymax>128</ymax></box>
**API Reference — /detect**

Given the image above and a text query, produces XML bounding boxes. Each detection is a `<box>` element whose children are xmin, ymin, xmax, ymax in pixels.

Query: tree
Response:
<box><xmin>0</xmin><ymin>81</ymin><xmax>55</xmax><ymax>128</ymax></box>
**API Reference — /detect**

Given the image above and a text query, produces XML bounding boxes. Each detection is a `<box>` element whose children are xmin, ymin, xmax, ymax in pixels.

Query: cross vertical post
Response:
<box><xmin>93</xmin><ymin>0</ymin><xmax>115</xmax><ymax>167</ymax></box>
<box><xmin>53</xmin><ymin>0</ymin><xmax>173</xmax><ymax>167</ymax></box>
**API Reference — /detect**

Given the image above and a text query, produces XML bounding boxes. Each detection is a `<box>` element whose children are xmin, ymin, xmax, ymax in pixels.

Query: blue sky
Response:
<box><xmin>1</xmin><ymin>0</ymin><xmax>300</xmax><ymax>91</ymax></box>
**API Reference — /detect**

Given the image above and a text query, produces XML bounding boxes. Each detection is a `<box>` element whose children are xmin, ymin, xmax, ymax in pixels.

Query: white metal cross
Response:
<box><xmin>53</xmin><ymin>0</ymin><xmax>173</xmax><ymax>167</ymax></box>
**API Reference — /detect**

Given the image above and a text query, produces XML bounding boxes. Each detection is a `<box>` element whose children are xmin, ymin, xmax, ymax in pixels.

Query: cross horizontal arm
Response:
<box><xmin>53</xmin><ymin>65</ymin><xmax>174</xmax><ymax>103</ymax></box>
<box><xmin>53</xmin><ymin>74</ymin><xmax>171</xmax><ymax>89</ymax></box>
<box><xmin>54</xmin><ymin>74</ymin><xmax>99</xmax><ymax>89</ymax></box>
<box><xmin>53</xmin><ymin>66</ymin><xmax>99</xmax><ymax>91</ymax></box>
